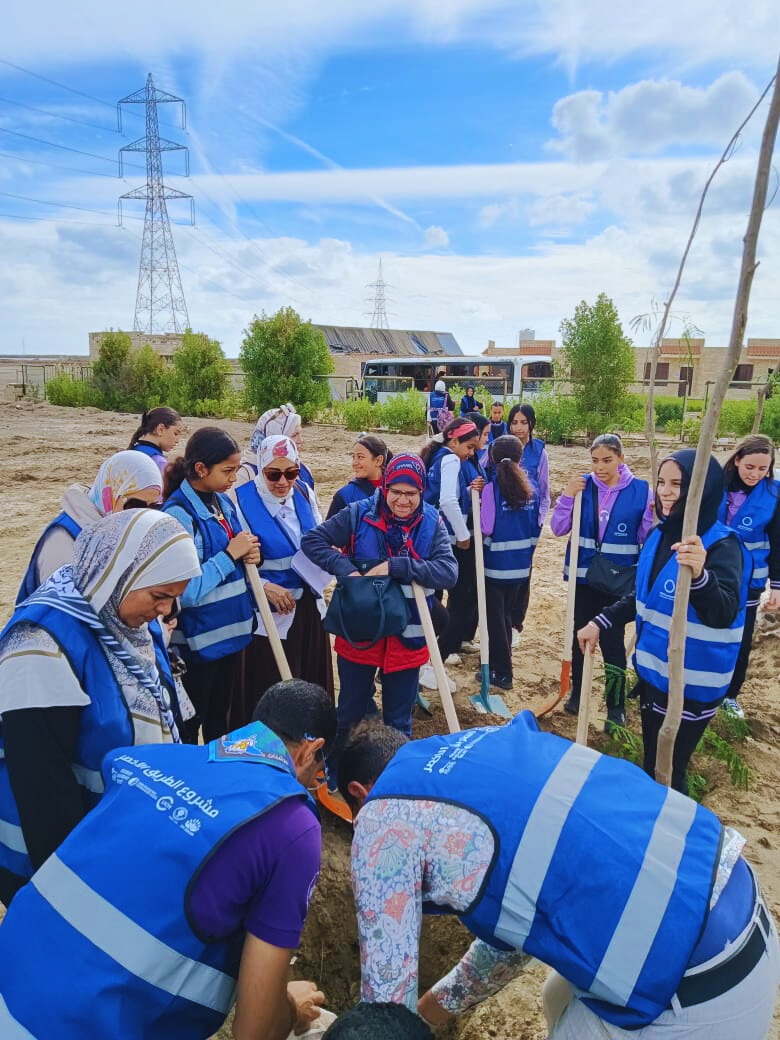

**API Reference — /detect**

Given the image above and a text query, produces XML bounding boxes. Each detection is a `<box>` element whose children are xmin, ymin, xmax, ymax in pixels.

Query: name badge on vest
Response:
<box><xmin>209</xmin><ymin>723</ymin><xmax>295</xmax><ymax>774</ymax></box>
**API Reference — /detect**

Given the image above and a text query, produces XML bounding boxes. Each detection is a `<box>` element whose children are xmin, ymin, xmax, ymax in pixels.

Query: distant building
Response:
<box><xmin>633</xmin><ymin>338</ymin><xmax>779</xmax><ymax>402</ymax></box>
<box><xmin>88</xmin><ymin>332</ymin><xmax>183</xmax><ymax>359</ymax></box>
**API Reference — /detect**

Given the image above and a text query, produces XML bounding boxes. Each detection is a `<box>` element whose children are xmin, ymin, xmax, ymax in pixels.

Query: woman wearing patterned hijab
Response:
<box><xmin>235</xmin><ymin>403</ymin><xmax>316</xmax><ymax>492</ymax></box>
<box><xmin>0</xmin><ymin>508</ymin><xmax>201</xmax><ymax>905</ymax></box>
<box><xmin>301</xmin><ymin>453</ymin><xmax>457</xmax><ymax>783</ymax></box>
<box><xmin>17</xmin><ymin>449</ymin><xmax>164</xmax><ymax>603</ymax></box>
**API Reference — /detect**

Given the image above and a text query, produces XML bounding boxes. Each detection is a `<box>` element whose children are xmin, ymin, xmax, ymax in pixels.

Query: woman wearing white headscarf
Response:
<box><xmin>231</xmin><ymin>435</ymin><xmax>333</xmax><ymax>727</ymax></box>
<box><xmin>16</xmin><ymin>449</ymin><xmax>164</xmax><ymax>603</ymax></box>
<box><xmin>0</xmin><ymin>508</ymin><xmax>201</xmax><ymax>906</ymax></box>
<box><xmin>235</xmin><ymin>403</ymin><xmax>316</xmax><ymax>492</ymax></box>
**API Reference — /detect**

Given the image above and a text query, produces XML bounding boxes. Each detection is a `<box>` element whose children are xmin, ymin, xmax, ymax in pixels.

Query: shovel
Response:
<box><xmin>470</xmin><ymin>488</ymin><xmax>512</xmax><ymax>717</ymax></box>
<box><xmin>535</xmin><ymin>490</ymin><xmax>583</xmax><ymax>718</ymax></box>
<box><xmin>243</xmin><ymin>563</ymin><xmax>292</xmax><ymax>680</ymax></box>
<box><xmin>413</xmin><ymin>583</ymin><xmax>460</xmax><ymax>733</ymax></box>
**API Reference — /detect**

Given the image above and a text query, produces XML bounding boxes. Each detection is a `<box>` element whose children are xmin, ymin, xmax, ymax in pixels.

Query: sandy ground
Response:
<box><xmin>1</xmin><ymin>400</ymin><xmax>778</xmax><ymax>1039</ymax></box>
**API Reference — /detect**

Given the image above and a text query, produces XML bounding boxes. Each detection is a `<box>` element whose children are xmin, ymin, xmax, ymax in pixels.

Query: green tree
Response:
<box><xmin>559</xmin><ymin>293</ymin><xmax>636</xmax><ymax>435</ymax></box>
<box><xmin>170</xmin><ymin>329</ymin><xmax>232</xmax><ymax>415</ymax></box>
<box><xmin>92</xmin><ymin>330</ymin><xmax>133</xmax><ymax>409</ymax></box>
<box><xmin>240</xmin><ymin>307</ymin><xmax>333</xmax><ymax>421</ymax></box>
<box><xmin>125</xmin><ymin>344</ymin><xmax>172</xmax><ymax>413</ymax></box>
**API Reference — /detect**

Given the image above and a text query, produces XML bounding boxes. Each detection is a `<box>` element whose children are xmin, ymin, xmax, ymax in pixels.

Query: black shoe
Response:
<box><xmin>605</xmin><ymin>707</ymin><xmax>626</xmax><ymax>733</ymax></box>
<box><xmin>563</xmin><ymin>697</ymin><xmax>579</xmax><ymax>716</ymax></box>
<box><xmin>490</xmin><ymin>672</ymin><xmax>513</xmax><ymax>691</ymax></box>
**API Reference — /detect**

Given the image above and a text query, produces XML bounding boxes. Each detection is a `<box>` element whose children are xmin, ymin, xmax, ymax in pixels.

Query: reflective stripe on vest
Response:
<box><xmin>483</xmin><ymin>483</ymin><xmax>540</xmax><ymax>582</ymax></box>
<box><xmin>236</xmin><ymin>481</ymin><xmax>316</xmax><ymax>595</ymax></box>
<box><xmin>33</xmin><ymin>853</ymin><xmax>236</xmax><ymax>1014</ymax></box>
<box><xmin>634</xmin><ymin>524</ymin><xmax>750</xmax><ymax>701</ymax></box>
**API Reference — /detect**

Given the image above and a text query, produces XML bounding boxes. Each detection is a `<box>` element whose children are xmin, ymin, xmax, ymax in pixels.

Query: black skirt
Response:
<box><xmin>229</xmin><ymin>588</ymin><xmax>334</xmax><ymax>729</ymax></box>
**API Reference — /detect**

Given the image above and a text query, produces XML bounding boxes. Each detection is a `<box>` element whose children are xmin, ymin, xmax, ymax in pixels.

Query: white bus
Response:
<box><xmin>360</xmin><ymin>355</ymin><xmax>554</xmax><ymax>403</ymax></box>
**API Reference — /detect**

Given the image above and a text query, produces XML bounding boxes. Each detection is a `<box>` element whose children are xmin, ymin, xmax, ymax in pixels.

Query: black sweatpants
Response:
<box><xmin>639</xmin><ymin>683</ymin><xmax>721</xmax><ymax>795</ymax></box>
<box><xmin>486</xmin><ymin>580</ymin><xmax>523</xmax><ymax>679</ymax></box>
<box><xmin>181</xmin><ymin>653</ymin><xmax>238</xmax><ymax>744</ymax></box>
<box><xmin>510</xmin><ymin>563</ymin><xmax>533</xmax><ymax>634</ymax></box>
<box><xmin>725</xmin><ymin>602</ymin><xmax>759</xmax><ymax>701</ymax></box>
<box><xmin>438</xmin><ymin>543</ymin><xmax>478</xmax><ymax>659</ymax></box>
<box><xmin>570</xmin><ymin>582</ymin><xmax>627</xmax><ymax>709</ymax></box>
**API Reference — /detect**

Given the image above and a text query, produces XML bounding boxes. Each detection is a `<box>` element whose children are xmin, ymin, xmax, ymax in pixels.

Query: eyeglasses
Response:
<box><xmin>264</xmin><ymin>467</ymin><xmax>301</xmax><ymax>483</ymax></box>
<box><xmin>386</xmin><ymin>488</ymin><xmax>420</xmax><ymax>500</ymax></box>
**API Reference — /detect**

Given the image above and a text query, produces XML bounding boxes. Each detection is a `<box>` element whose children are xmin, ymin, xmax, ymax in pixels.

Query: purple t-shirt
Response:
<box><xmin>187</xmin><ymin>798</ymin><xmax>321</xmax><ymax>948</ymax></box>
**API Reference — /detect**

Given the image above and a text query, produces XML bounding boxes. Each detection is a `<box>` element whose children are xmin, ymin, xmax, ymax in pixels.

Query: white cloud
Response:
<box><xmin>528</xmin><ymin>194</ymin><xmax>594</xmax><ymax>227</ymax></box>
<box><xmin>423</xmin><ymin>225</ymin><xmax>449</xmax><ymax>248</ymax></box>
<box><xmin>549</xmin><ymin>73</ymin><xmax>761</xmax><ymax>161</ymax></box>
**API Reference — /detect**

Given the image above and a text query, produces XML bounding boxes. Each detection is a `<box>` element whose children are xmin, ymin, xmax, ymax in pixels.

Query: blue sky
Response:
<box><xmin>1</xmin><ymin>1</ymin><xmax>779</xmax><ymax>357</ymax></box>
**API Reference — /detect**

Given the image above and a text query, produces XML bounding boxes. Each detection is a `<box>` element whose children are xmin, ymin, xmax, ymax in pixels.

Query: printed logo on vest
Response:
<box><xmin>156</xmin><ymin>795</ymin><xmax>175</xmax><ymax>812</ymax></box>
<box><xmin>739</xmin><ymin>516</ymin><xmax>753</xmax><ymax>528</ymax></box>
<box><xmin>616</xmin><ymin>522</ymin><xmax>628</xmax><ymax>535</ymax></box>
<box><xmin>661</xmin><ymin>577</ymin><xmax>676</xmax><ymax>601</ymax></box>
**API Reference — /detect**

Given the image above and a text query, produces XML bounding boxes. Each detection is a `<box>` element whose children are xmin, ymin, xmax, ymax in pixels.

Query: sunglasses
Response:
<box><xmin>264</xmin><ymin>467</ymin><xmax>300</xmax><ymax>483</ymax></box>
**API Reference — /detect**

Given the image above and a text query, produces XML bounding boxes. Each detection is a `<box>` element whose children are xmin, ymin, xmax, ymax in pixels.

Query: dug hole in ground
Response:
<box><xmin>1</xmin><ymin>402</ymin><xmax>778</xmax><ymax>1039</ymax></box>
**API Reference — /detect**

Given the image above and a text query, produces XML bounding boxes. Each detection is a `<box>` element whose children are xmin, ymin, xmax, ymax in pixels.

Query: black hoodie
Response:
<box><xmin>598</xmin><ymin>450</ymin><xmax>744</xmax><ymax>632</ymax></box>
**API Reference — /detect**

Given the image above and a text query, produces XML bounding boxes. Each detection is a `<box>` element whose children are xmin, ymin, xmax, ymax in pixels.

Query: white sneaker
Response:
<box><xmin>511</xmin><ymin>630</ymin><xmax>521</xmax><ymax>649</ymax></box>
<box><xmin>419</xmin><ymin>663</ymin><xmax>456</xmax><ymax>693</ymax></box>
<box><xmin>445</xmin><ymin>653</ymin><xmax>462</xmax><ymax>666</ymax></box>
<box><xmin>460</xmin><ymin>640</ymin><xmax>480</xmax><ymax>654</ymax></box>
<box><xmin>721</xmin><ymin>697</ymin><xmax>745</xmax><ymax>719</ymax></box>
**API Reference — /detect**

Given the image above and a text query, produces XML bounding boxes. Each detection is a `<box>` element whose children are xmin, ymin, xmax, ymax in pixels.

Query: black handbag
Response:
<box><xmin>585</xmin><ymin>483</ymin><xmax>637</xmax><ymax>598</ymax></box>
<box><xmin>324</xmin><ymin>574</ymin><xmax>409</xmax><ymax>648</ymax></box>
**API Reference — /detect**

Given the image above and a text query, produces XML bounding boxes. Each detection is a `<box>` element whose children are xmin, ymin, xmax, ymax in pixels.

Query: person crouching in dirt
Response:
<box><xmin>338</xmin><ymin>716</ymin><xmax>779</xmax><ymax>1039</ymax></box>
<box><xmin>0</xmin><ymin>680</ymin><xmax>336</xmax><ymax>1040</ymax></box>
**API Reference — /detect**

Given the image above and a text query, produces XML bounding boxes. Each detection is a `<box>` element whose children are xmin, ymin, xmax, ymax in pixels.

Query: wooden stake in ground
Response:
<box><xmin>536</xmin><ymin>490</ymin><xmax>583</xmax><ymax>717</ymax></box>
<box><xmin>244</xmin><ymin>562</ymin><xmax>293</xmax><ymax>681</ymax></box>
<box><xmin>413</xmin><ymin>583</ymin><xmax>461</xmax><ymax>734</ymax></box>
<box><xmin>657</xmin><ymin>58</ymin><xmax>780</xmax><ymax>788</ymax></box>
<box><xmin>575</xmin><ymin>648</ymin><xmax>595</xmax><ymax>746</ymax></box>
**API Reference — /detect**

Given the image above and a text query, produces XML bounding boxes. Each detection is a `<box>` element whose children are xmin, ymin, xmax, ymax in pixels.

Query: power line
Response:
<box><xmin>0</xmin><ymin>94</ymin><xmax>117</xmax><ymax>133</ymax></box>
<box><xmin>0</xmin><ymin>189</ymin><xmax>140</xmax><ymax>218</ymax></box>
<box><xmin>0</xmin><ymin>126</ymin><xmax>147</xmax><ymax>170</ymax></box>
<box><xmin>0</xmin><ymin>148</ymin><xmax>123</xmax><ymax>179</ymax></box>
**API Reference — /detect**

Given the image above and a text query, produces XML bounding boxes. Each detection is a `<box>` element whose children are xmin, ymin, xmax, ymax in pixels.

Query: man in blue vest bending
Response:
<box><xmin>338</xmin><ymin>716</ymin><xmax>779</xmax><ymax>1039</ymax></box>
<box><xmin>0</xmin><ymin>680</ymin><xmax>337</xmax><ymax>1040</ymax></box>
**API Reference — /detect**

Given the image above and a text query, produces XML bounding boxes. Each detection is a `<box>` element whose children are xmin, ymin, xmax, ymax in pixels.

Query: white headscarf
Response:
<box><xmin>247</xmin><ymin>404</ymin><xmax>302</xmax><ymax>457</ymax></box>
<box><xmin>87</xmin><ymin>450</ymin><xmax>163</xmax><ymax>514</ymax></box>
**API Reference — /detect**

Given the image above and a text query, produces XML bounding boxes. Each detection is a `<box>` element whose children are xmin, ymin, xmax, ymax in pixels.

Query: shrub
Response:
<box><xmin>45</xmin><ymin>374</ymin><xmax>99</xmax><ymax>408</ymax></box>
<box><xmin>759</xmin><ymin>396</ymin><xmax>780</xmax><ymax>441</ymax></box>
<box><xmin>653</xmin><ymin>396</ymin><xmax>684</xmax><ymax>428</ymax></box>
<box><xmin>124</xmin><ymin>344</ymin><xmax>172</xmax><ymax>413</ymax></box>
<box><xmin>343</xmin><ymin>397</ymin><xmax>380</xmax><ymax>432</ymax></box>
<box><xmin>170</xmin><ymin>330</ymin><xmax>232</xmax><ymax>415</ymax></box>
<box><xmin>533</xmin><ymin>394</ymin><xmax>581</xmax><ymax>444</ymax></box>
<box><xmin>716</xmin><ymin>400</ymin><xmax>755</xmax><ymax>437</ymax></box>
<box><xmin>91</xmin><ymin>330</ymin><xmax>133</xmax><ymax>409</ymax></box>
<box><xmin>380</xmin><ymin>390</ymin><xmax>427</xmax><ymax>434</ymax></box>
<box><xmin>240</xmin><ymin>308</ymin><xmax>333</xmax><ymax>422</ymax></box>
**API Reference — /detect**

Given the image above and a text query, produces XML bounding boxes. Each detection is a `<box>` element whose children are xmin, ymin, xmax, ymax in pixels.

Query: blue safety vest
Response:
<box><xmin>520</xmin><ymin>437</ymin><xmax>545</xmax><ymax>495</ymax></box>
<box><xmin>0</xmin><ymin>603</ymin><xmax>134</xmax><ymax>880</ymax></box>
<box><xmin>16</xmin><ymin>511</ymin><xmax>82</xmax><ymax>604</ymax></box>
<box><xmin>333</xmin><ymin>479</ymin><xmax>377</xmax><ymax>509</ymax></box>
<box><xmin>483</xmin><ymin>484</ymin><xmax>539</xmax><ymax>583</ymax></box>
<box><xmin>425</xmin><ymin>447</ymin><xmax>470</xmax><ymax>537</ymax></box>
<box><xmin>163</xmin><ymin>481</ymin><xmax>255</xmax><ymax>661</ymax></box>
<box><xmin>564</xmin><ymin>477</ymin><xmax>648</xmax><ymax>582</ymax></box>
<box><xmin>428</xmin><ymin>390</ymin><xmax>447</xmax><ymax>425</ymax></box>
<box><xmin>0</xmin><ymin>723</ymin><xmax>316</xmax><ymax>1039</ymax></box>
<box><xmin>488</xmin><ymin>421</ymin><xmax>508</xmax><ymax>442</ymax></box>
<box><xmin>719</xmin><ymin>479</ymin><xmax>779</xmax><ymax>591</ymax></box>
<box><xmin>131</xmin><ymin>441</ymin><xmax>164</xmax><ymax>464</ymax></box>
<box><xmin>348</xmin><ymin>498</ymin><xmax>439</xmax><ymax>649</ymax></box>
<box><xmin>635</xmin><ymin>523</ymin><xmax>751</xmax><ymax>702</ymax></box>
<box><xmin>366</xmin><ymin>711</ymin><xmax>723</xmax><ymax>1028</ymax></box>
<box><xmin>299</xmin><ymin>461</ymin><xmax>315</xmax><ymax>491</ymax></box>
<box><xmin>236</xmin><ymin>481</ymin><xmax>317</xmax><ymax>602</ymax></box>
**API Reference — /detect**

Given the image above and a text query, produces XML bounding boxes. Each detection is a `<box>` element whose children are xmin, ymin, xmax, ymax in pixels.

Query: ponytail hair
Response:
<box><xmin>163</xmin><ymin>426</ymin><xmax>239</xmax><ymax>500</ymax></box>
<box><xmin>129</xmin><ymin>406</ymin><xmax>181</xmax><ymax>449</ymax></box>
<box><xmin>590</xmin><ymin>433</ymin><xmax>624</xmax><ymax>456</ymax></box>
<box><xmin>419</xmin><ymin>417</ymin><xmax>479</xmax><ymax>468</ymax></box>
<box><xmin>723</xmin><ymin>434</ymin><xmax>777</xmax><ymax>489</ymax></box>
<box><xmin>490</xmin><ymin>435</ymin><xmax>532</xmax><ymax>508</ymax></box>
<box><xmin>355</xmin><ymin>434</ymin><xmax>391</xmax><ymax>469</ymax></box>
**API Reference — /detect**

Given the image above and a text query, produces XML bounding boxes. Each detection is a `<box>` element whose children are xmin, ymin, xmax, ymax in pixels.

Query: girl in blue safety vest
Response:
<box><xmin>480</xmin><ymin>435</ymin><xmax>538</xmax><ymax>689</ymax></box>
<box><xmin>552</xmin><ymin>434</ymin><xmax>654</xmax><ymax>730</ymax></box>
<box><xmin>578</xmin><ymin>449</ymin><xmax>750</xmax><ymax>794</ymax></box>
<box><xmin>235</xmin><ymin>404</ymin><xmax>317</xmax><ymax>495</ymax></box>
<box><xmin>719</xmin><ymin>435</ymin><xmax>780</xmax><ymax>718</ymax></box>
<box><xmin>421</xmin><ymin>418</ymin><xmax>483</xmax><ymax>674</ymax></box>
<box><xmin>128</xmin><ymin>406</ymin><xmax>184</xmax><ymax>496</ymax></box>
<box><xmin>507</xmin><ymin>403</ymin><xmax>551</xmax><ymax>647</ymax></box>
<box><xmin>326</xmin><ymin>434</ymin><xmax>391</xmax><ymax>519</ymax></box>
<box><xmin>163</xmin><ymin>428</ymin><xmax>260</xmax><ymax>743</ymax></box>
<box><xmin>231</xmin><ymin>435</ymin><xmax>334</xmax><ymax>728</ymax></box>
